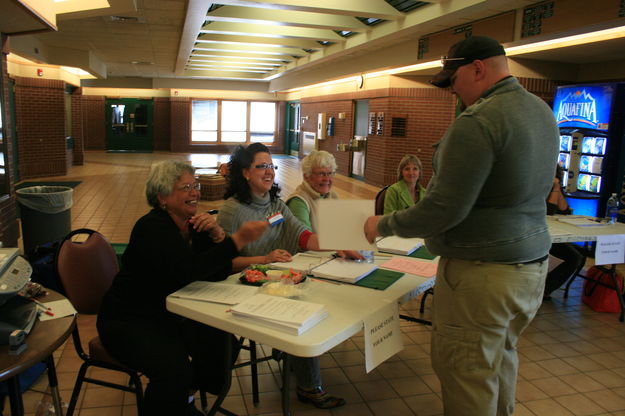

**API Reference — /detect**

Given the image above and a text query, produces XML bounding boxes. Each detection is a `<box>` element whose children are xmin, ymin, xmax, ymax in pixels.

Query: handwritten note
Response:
<box><xmin>595</xmin><ymin>234</ymin><xmax>625</xmax><ymax>265</ymax></box>
<box><xmin>379</xmin><ymin>257</ymin><xmax>437</xmax><ymax>277</ymax></box>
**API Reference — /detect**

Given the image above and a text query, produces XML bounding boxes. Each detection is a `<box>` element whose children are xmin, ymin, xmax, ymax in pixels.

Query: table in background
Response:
<box><xmin>0</xmin><ymin>290</ymin><xmax>75</xmax><ymax>416</ymax></box>
<box><xmin>547</xmin><ymin>216</ymin><xmax>625</xmax><ymax>321</ymax></box>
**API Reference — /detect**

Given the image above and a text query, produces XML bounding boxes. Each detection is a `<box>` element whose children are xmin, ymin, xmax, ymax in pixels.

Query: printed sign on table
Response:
<box><xmin>594</xmin><ymin>234</ymin><xmax>625</xmax><ymax>265</ymax></box>
<box><xmin>364</xmin><ymin>302</ymin><xmax>403</xmax><ymax>373</ymax></box>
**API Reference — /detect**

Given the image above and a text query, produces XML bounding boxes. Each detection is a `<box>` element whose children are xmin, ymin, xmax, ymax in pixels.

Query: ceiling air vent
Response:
<box><xmin>107</xmin><ymin>16</ymin><xmax>144</xmax><ymax>23</ymax></box>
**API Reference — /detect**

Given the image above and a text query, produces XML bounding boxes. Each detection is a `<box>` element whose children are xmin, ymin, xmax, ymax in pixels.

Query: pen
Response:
<box><xmin>30</xmin><ymin>298</ymin><xmax>51</xmax><ymax>310</ymax></box>
<box><xmin>36</xmin><ymin>305</ymin><xmax>54</xmax><ymax>316</ymax></box>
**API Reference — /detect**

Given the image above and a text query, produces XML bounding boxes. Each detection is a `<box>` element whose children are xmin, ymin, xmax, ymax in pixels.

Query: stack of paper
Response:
<box><xmin>230</xmin><ymin>293</ymin><xmax>328</xmax><ymax>335</ymax></box>
<box><xmin>380</xmin><ymin>257</ymin><xmax>437</xmax><ymax>278</ymax></box>
<box><xmin>558</xmin><ymin>216</ymin><xmax>606</xmax><ymax>227</ymax></box>
<box><xmin>311</xmin><ymin>258</ymin><xmax>378</xmax><ymax>283</ymax></box>
<box><xmin>269</xmin><ymin>252</ymin><xmax>333</xmax><ymax>273</ymax></box>
<box><xmin>376</xmin><ymin>236</ymin><xmax>424</xmax><ymax>255</ymax></box>
<box><xmin>170</xmin><ymin>281</ymin><xmax>258</xmax><ymax>305</ymax></box>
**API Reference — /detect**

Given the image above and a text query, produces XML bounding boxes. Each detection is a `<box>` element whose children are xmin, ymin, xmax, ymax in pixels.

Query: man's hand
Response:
<box><xmin>364</xmin><ymin>215</ymin><xmax>382</xmax><ymax>244</ymax></box>
<box><xmin>231</xmin><ymin>221</ymin><xmax>268</xmax><ymax>250</ymax></box>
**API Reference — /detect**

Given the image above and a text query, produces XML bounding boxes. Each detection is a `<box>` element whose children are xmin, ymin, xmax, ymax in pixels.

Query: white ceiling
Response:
<box><xmin>4</xmin><ymin>0</ymin><xmax>625</xmax><ymax>92</ymax></box>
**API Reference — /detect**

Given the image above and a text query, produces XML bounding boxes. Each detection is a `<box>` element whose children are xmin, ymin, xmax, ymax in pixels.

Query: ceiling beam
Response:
<box><xmin>196</xmin><ymin>33</ymin><xmax>323</xmax><ymax>49</ymax></box>
<box><xmin>201</xmin><ymin>21</ymin><xmax>346</xmax><ymax>41</ymax></box>
<box><xmin>193</xmin><ymin>43</ymin><xmax>307</xmax><ymax>56</ymax></box>
<box><xmin>206</xmin><ymin>5</ymin><xmax>369</xmax><ymax>31</ymax></box>
<box><xmin>182</xmin><ymin>69</ymin><xmax>268</xmax><ymax>79</ymax></box>
<box><xmin>176</xmin><ymin>0</ymin><xmax>212</xmax><ymax>75</ymax></box>
<box><xmin>209</xmin><ymin>0</ymin><xmax>404</xmax><ymax>19</ymax></box>
<box><xmin>192</xmin><ymin>51</ymin><xmax>294</xmax><ymax>62</ymax></box>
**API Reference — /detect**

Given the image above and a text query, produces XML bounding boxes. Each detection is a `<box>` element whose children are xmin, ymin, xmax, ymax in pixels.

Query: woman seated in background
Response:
<box><xmin>217</xmin><ymin>143</ymin><xmax>352</xmax><ymax>409</ymax></box>
<box><xmin>286</xmin><ymin>150</ymin><xmax>338</xmax><ymax>232</ymax></box>
<box><xmin>97</xmin><ymin>161</ymin><xmax>267</xmax><ymax>415</ymax></box>
<box><xmin>545</xmin><ymin>164</ymin><xmax>586</xmax><ymax>300</ymax></box>
<box><xmin>384</xmin><ymin>154</ymin><xmax>426</xmax><ymax>214</ymax></box>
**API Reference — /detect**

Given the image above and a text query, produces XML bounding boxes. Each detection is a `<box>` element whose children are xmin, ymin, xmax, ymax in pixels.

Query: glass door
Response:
<box><xmin>286</xmin><ymin>101</ymin><xmax>300</xmax><ymax>156</ymax></box>
<box><xmin>105</xmin><ymin>98</ymin><xmax>153</xmax><ymax>151</ymax></box>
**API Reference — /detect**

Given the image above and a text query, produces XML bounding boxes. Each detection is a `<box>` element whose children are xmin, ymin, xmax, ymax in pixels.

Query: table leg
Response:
<box><xmin>44</xmin><ymin>355</ymin><xmax>64</xmax><ymax>416</ymax></box>
<box><xmin>281</xmin><ymin>354</ymin><xmax>291</xmax><ymax>416</ymax></box>
<box><xmin>7</xmin><ymin>376</ymin><xmax>24</xmax><ymax>416</ymax></box>
<box><xmin>607</xmin><ymin>266</ymin><xmax>625</xmax><ymax>322</ymax></box>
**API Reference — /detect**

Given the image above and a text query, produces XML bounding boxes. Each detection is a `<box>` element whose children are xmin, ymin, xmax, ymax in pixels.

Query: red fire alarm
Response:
<box><xmin>37</xmin><ymin>68</ymin><xmax>43</xmax><ymax>77</ymax></box>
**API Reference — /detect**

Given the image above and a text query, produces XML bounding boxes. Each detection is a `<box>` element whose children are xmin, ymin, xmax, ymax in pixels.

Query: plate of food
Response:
<box><xmin>239</xmin><ymin>264</ymin><xmax>306</xmax><ymax>286</ymax></box>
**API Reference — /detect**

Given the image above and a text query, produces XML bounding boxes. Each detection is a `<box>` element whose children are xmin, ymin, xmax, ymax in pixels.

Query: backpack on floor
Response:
<box><xmin>582</xmin><ymin>266</ymin><xmax>624</xmax><ymax>313</ymax></box>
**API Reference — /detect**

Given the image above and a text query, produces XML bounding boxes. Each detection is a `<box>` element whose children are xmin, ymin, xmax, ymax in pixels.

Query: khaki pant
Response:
<box><xmin>431</xmin><ymin>257</ymin><xmax>547</xmax><ymax>416</ymax></box>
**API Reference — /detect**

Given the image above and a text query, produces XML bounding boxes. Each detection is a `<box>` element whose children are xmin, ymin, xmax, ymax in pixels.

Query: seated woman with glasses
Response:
<box><xmin>384</xmin><ymin>154</ymin><xmax>427</xmax><ymax>214</ymax></box>
<box><xmin>285</xmin><ymin>150</ymin><xmax>338</xmax><ymax>232</ymax></box>
<box><xmin>217</xmin><ymin>143</ymin><xmax>357</xmax><ymax>409</ymax></box>
<box><xmin>97</xmin><ymin>160</ymin><xmax>267</xmax><ymax>415</ymax></box>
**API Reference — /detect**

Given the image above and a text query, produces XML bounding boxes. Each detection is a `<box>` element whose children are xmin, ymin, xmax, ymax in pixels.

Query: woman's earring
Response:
<box><xmin>161</xmin><ymin>203</ymin><xmax>167</xmax><ymax>210</ymax></box>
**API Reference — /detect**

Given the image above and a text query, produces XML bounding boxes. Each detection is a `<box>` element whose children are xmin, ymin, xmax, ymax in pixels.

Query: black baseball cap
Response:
<box><xmin>430</xmin><ymin>35</ymin><xmax>506</xmax><ymax>88</ymax></box>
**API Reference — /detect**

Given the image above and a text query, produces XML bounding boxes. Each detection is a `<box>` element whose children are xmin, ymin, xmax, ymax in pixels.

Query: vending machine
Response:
<box><xmin>552</xmin><ymin>83</ymin><xmax>625</xmax><ymax>218</ymax></box>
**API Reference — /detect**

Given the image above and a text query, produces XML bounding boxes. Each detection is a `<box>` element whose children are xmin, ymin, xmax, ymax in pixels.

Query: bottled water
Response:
<box><xmin>358</xmin><ymin>250</ymin><xmax>375</xmax><ymax>263</ymax></box>
<box><xmin>605</xmin><ymin>193</ymin><xmax>619</xmax><ymax>224</ymax></box>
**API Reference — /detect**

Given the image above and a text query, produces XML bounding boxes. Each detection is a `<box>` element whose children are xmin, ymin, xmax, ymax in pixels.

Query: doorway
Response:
<box><xmin>352</xmin><ymin>100</ymin><xmax>369</xmax><ymax>180</ymax></box>
<box><xmin>286</xmin><ymin>101</ymin><xmax>300</xmax><ymax>156</ymax></box>
<box><xmin>105</xmin><ymin>98</ymin><xmax>153</xmax><ymax>152</ymax></box>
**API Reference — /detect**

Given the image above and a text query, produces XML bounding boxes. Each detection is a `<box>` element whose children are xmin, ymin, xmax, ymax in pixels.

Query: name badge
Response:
<box><xmin>267</xmin><ymin>212</ymin><xmax>284</xmax><ymax>227</ymax></box>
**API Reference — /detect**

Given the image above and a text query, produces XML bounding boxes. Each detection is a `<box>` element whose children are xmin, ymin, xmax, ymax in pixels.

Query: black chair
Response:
<box><xmin>374</xmin><ymin>185</ymin><xmax>389</xmax><ymax>215</ymax></box>
<box><xmin>55</xmin><ymin>229</ymin><xmax>144</xmax><ymax>416</ymax></box>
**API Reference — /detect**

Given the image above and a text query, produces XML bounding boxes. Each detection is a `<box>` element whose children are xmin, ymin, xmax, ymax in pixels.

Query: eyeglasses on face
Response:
<box><xmin>312</xmin><ymin>171</ymin><xmax>336</xmax><ymax>178</ymax></box>
<box><xmin>254</xmin><ymin>163</ymin><xmax>278</xmax><ymax>170</ymax></box>
<box><xmin>178</xmin><ymin>183</ymin><xmax>201</xmax><ymax>192</ymax></box>
<box><xmin>440</xmin><ymin>56</ymin><xmax>469</xmax><ymax>66</ymax></box>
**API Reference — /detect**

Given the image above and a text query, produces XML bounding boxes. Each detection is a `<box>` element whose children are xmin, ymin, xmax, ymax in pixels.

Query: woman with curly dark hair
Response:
<box><xmin>217</xmin><ymin>143</ymin><xmax>352</xmax><ymax>409</ymax></box>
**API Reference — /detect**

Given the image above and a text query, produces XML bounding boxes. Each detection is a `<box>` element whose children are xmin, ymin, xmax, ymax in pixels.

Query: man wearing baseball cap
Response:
<box><xmin>365</xmin><ymin>36</ymin><xmax>559</xmax><ymax>415</ymax></box>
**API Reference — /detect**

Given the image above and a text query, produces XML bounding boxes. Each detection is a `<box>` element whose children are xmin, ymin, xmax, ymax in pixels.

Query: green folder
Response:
<box><xmin>407</xmin><ymin>245</ymin><xmax>436</xmax><ymax>260</ymax></box>
<box><xmin>356</xmin><ymin>268</ymin><xmax>404</xmax><ymax>290</ymax></box>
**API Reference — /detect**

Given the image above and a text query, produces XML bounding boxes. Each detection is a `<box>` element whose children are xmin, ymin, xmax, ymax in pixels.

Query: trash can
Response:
<box><xmin>16</xmin><ymin>186</ymin><xmax>73</xmax><ymax>255</ymax></box>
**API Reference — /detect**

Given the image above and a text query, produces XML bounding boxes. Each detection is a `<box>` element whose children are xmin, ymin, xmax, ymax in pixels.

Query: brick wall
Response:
<box><xmin>299</xmin><ymin>80</ymin><xmax>560</xmax><ymax>188</ymax></box>
<box><xmin>154</xmin><ymin>97</ymin><xmax>170</xmax><ymax>151</ymax></box>
<box><xmin>14</xmin><ymin>76</ymin><xmax>68</xmax><ymax>178</ymax></box>
<box><xmin>82</xmin><ymin>95</ymin><xmax>105</xmax><ymax>149</ymax></box>
<box><xmin>300</xmin><ymin>87</ymin><xmax>457</xmax><ymax>187</ymax></box>
<box><xmin>71</xmin><ymin>88</ymin><xmax>84</xmax><ymax>165</ymax></box>
<box><xmin>0</xmin><ymin>35</ymin><xmax>20</xmax><ymax>247</ymax></box>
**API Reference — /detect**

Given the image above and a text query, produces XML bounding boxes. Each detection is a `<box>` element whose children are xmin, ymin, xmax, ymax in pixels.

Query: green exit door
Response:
<box><xmin>105</xmin><ymin>98</ymin><xmax>153</xmax><ymax>151</ymax></box>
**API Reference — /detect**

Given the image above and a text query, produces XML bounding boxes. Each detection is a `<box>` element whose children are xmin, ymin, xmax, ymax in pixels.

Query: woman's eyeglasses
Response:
<box><xmin>178</xmin><ymin>183</ymin><xmax>201</xmax><ymax>192</ymax></box>
<box><xmin>311</xmin><ymin>171</ymin><xmax>335</xmax><ymax>178</ymax></box>
<box><xmin>254</xmin><ymin>163</ymin><xmax>278</xmax><ymax>170</ymax></box>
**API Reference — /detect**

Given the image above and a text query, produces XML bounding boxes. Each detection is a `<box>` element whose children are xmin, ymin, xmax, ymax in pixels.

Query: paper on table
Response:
<box><xmin>317</xmin><ymin>199</ymin><xmax>375</xmax><ymax>250</ymax></box>
<box><xmin>380</xmin><ymin>257</ymin><xmax>437</xmax><ymax>277</ymax></box>
<box><xmin>311</xmin><ymin>258</ymin><xmax>378</xmax><ymax>283</ymax></box>
<box><xmin>38</xmin><ymin>299</ymin><xmax>77</xmax><ymax>321</ymax></box>
<box><xmin>269</xmin><ymin>252</ymin><xmax>333</xmax><ymax>273</ymax></box>
<box><xmin>558</xmin><ymin>216</ymin><xmax>606</xmax><ymax>227</ymax></box>
<box><xmin>376</xmin><ymin>236</ymin><xmax>424</xmax><ymax>255</ymax></box>
<box><xmin>230</xmin><ymin>293</ymin><xmax>328</xmax><ymax>335</ymax></box>
<box><xmin>170</xmin><ymin>281</ymin><xmax>258</xmax><ymax>305</ymax></box>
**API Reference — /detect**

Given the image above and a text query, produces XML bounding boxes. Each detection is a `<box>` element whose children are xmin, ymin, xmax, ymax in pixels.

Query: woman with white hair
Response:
<box><xmin>286</xmin><ymin>150</ymin><xmax>338</xmax><ymax>232</ymax></box>
<box><xmin>384</xmin><ymin>154</ymin><xmax>426</xmax><ymax>214</ymax></box>
<box><xmin>97</xmin><ymin>160</ymin><xmax>267</xmax><ymax>415</ymax></box>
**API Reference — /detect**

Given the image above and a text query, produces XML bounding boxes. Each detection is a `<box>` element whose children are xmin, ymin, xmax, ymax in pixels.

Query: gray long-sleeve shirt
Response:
<box><xmin>378</xmin><ymin>77</ymin><xmax>559</xmax><ymax>263</ymax></box>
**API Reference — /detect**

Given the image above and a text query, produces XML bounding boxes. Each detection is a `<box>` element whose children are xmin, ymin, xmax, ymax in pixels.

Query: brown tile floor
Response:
<box><xmin>9</xmin><ymin>151</ymin><xmax>625</xmax><ymax>415</ymax></box>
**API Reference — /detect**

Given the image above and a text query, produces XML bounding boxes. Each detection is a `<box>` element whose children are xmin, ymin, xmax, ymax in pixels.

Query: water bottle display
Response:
<box><xmin>605</xmin><ymin>193</ymin><xmax>619</xmax><ymax>224</ymax></box>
